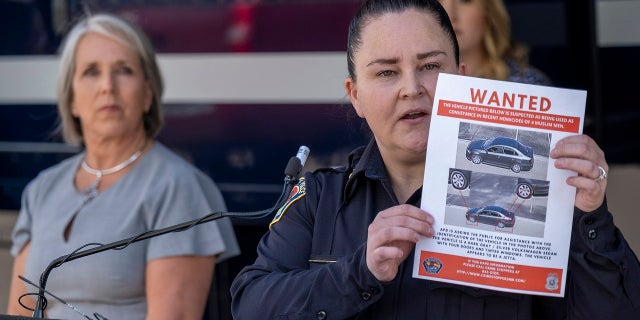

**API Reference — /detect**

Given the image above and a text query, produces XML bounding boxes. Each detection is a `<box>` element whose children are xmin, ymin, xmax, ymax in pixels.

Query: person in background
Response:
<box><xmin>230</xmin><ymin>0</ymin><xmax>639</xmax><ymax>319</ymax></box>
<box><xmin>7</xmin><ymin>13</ymin><xmax>239</xmax><ymax>319</ymax></box>
<box><xmin>439</xmin><ymin>0</ymin><xmax>551</xmax><ymax>85</ymax></box>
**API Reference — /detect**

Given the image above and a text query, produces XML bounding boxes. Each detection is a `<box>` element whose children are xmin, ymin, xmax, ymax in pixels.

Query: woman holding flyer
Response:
<box><xmin>230</xmin><ymin>0</ymin><xmax>640</xmax><ymax>319</ymax></box>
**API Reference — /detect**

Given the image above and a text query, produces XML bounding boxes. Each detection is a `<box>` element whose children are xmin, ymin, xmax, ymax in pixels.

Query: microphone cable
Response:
<box><xmin>18</xmin><ymin>275</ymin><xmax>108</xmax><ymax>320</ymax></box>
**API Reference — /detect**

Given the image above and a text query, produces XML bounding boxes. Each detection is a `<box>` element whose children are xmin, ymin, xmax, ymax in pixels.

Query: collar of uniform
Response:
<box><xmin>344</xmin><ymin>139</ymin><xmax>388</xmax><ymax>200</ymax></box>
<box><xmin>350</xmin><ymin>138</ymin><xmax>387</xmax><ymax>180</ymax></box>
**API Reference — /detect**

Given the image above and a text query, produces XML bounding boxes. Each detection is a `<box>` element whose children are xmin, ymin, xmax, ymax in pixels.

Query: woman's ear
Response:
<box><xmin>459</xmin><ymin>63</ymin><xmax>468</xmax><ymax>76</ymax></box>
<box><xmin>71</xmin><ymin>103</ymin><xmax>78</xmax><ymax>117</ymax></box>
<box><xmin>345</xmin><ymin>77</ymin><xmax>365</xmax><ymax>118</ymax></box>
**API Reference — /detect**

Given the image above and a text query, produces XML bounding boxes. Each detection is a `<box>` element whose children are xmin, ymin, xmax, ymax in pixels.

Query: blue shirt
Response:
<box><xmin>12</xmin><ymin>142</ymin><xmax>239</xmax><ymax>319</ymax></box>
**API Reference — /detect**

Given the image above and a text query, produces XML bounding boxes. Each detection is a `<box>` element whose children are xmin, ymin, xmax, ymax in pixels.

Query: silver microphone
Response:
<box><xmin>296</xmin><ymin>145</ymin><xmax>310</xmax><ymax>167</ymax></box>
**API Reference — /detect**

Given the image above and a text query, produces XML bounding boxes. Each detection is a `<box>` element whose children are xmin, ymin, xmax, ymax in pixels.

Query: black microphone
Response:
<box><xmin>284</xmin><ymin>145</ymin><xmax>310</xmax><ymax>178</ymax></box>
<box><xmin>29</xmin><ymin>146</ymin><xmax>310</xmax><ymax>318</ymax></box>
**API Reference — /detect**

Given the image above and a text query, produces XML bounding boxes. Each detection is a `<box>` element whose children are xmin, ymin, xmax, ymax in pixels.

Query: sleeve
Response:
<box><xmin>230</xmin><ymin>176</ymin><xmax>383</xmax><ymax>320</ymax></box>
<box><xmin>565</xmin><ymin>200</ymin><xmax>640</xmax><ymax>319</ymax></box>
<box><xmin>145</xmin><ymin>164</ymin><xmax>239</xmax><ymax>263</ymax></box>
<box><xmin>10</xmin><ymin>178</ymin><xmax>37</xmax><ymax>257</ymax></box>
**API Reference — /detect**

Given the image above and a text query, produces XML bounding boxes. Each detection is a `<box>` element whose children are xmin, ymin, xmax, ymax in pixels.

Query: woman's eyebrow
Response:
<box><xmin>365</xmin><ymin>50</ymin><xmax>447</xmax><ymax>67</ymax></box>
<box><xmin>417</xmin><ymin>50</ymin><xmax>447</xmax><ymax>60</ymax></box>
<box><xmin>366</xmin><ymin>57</ymin><xmax>399</xmax><ymax>67</ymax></box>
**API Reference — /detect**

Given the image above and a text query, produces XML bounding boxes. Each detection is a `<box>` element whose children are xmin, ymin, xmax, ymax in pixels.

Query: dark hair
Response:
<box><xmin>347</xmin><ymin>0</ymin><xmax>459</xmax><ymax>81</ymax></box>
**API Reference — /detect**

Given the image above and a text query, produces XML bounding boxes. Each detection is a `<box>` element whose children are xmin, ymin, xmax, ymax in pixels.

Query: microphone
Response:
<box><xmin>284</xmin><ymin>145</ymin><xmax>310</xmax><ymax>179</ymax></box>
<box><xmin>29</xmin><ymin>146</ymin><xmax>310</xmax><ymax>318</ymax></box>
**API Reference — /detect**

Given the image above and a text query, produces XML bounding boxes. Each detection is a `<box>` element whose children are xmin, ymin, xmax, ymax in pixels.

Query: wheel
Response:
<box><xmin>469</xmin><ymin>216</ymin><xmax>476</xmax><ymax>223</ymax></box>
<box><xmin>471</xmin><ymin>155</ymin><xmax>482</xmax><ymax>164</ymax></box>
<box><xmin>511</xmin><ymin>163</ymin><xmax>521</xmax><ymax>173</ymax></box>
<box><xmin>517</xmin><ymin>184</ymin><xmax>533</xmax><ymax>199</ymax></box>
<box><xmin>450</xmin><ymin>171</ymin><xmax>468</xmax><ymax>190</ymax></box>
<box><xmin>498</xmin><ymin>221</ymin><xmax>505</xmax><ymax>228</ymax></box>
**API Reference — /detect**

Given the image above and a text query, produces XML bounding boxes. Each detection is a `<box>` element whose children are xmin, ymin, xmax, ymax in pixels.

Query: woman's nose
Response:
<box><xmin>99</xmin><ymin>72</ymin><xmax>116</xmax><ymax>94</ymax></box>
<box><xmin>400</xmin><ymin>73</ymin><xmax>426</xmax><ymax>99</ymax></box>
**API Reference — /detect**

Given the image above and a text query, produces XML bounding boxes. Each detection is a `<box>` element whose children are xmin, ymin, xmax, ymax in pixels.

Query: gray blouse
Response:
<box><xmin>11</xmin><ymin>142</ymin><xmax>239</xmax><ymax>319</ymax></box>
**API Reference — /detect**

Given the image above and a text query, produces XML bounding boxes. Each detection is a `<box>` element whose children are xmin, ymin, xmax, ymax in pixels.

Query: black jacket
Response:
<box><xmin>231</xmin><ymin>140</ymin><xmax>640</xmax><ymax>319</ymax></box>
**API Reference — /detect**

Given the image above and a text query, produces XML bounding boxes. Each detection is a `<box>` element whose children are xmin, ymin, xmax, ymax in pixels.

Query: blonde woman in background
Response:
<box><xmin>440</xmin><ymin>0</ymin><xmax>551</xmax><ymax>85</ymax></box>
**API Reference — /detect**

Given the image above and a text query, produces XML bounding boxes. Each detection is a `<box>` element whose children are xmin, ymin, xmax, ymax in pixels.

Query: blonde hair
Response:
<box><xmin>476</xmin><ymin>0</ymin><xmax>529</xmax><ymax>80</ymax></box>
<box><xmin>56</xmin><ymin>13</ymin><xmax>164</xmax><ymax>145</ymax></box>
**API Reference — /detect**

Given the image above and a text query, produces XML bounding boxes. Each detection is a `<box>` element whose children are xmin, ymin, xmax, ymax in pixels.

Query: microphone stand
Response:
<box><xmin>31</xmin><ymin>146</ymin><xmax>310</xmax><ymax>318</ymax></box>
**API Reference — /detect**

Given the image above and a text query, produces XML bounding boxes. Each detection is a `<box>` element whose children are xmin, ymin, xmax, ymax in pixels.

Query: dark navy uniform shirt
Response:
<box><xmin>231</xmin><ymin>140</ymin><xmax>640</xmax><ymax>319</ymax></box>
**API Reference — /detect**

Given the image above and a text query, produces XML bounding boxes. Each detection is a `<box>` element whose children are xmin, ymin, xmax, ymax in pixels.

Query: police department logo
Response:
<box><xmin>422</xmin><ymin>257</ymin><xmax>443</xmax><ymax>274</ymax></box>
<box><xmin>545</xmin><ymin>273</ymin><xmax>559</xmax><ymax>291</ymax></box>
<box><xmin>269</xmin><ymin>178</ymin><xmax>306</xmax><ymax>228</ymax></box>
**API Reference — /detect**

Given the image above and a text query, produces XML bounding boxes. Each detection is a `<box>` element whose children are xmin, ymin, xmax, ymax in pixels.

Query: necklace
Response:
<box><xmin>81</xmin><ymin>143</ymin><xmax>145</xmax><ymax>197</ymax></box>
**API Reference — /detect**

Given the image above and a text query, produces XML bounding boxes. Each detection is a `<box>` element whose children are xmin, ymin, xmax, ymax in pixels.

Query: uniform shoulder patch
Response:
<box><xmin>269</xmin><ymin>178</ymin><xmax>306</xmax><ymax>228</ymax></box>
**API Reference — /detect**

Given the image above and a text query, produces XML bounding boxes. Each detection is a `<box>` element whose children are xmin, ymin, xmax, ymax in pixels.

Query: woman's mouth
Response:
<box><xmin>402</xmin><ymin>111</ymin><xmax>428</xmax><ymax>120</ymax></box>
<box><xmin>100</xmin><ymin>104</ymin><xmax>121</xmax><ymax>112</ymax></box>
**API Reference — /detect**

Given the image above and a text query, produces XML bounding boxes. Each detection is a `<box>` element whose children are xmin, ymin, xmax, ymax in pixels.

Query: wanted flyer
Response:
<box><xmin>413</xmin><ymin>73</ymin><xmax>586</xmax><ymax>297</ymax></box>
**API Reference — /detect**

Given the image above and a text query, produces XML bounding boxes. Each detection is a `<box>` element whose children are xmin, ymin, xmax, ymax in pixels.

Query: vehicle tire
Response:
<box><xmin>511</xmin><ymin>163</ymin><xmax>521</xmax><ymax>173</ymax></box>
<box><xmin>498</xmin><ymin>221</ymin><xmax>505</xmax><ymax>228</ymax></box>
<box><xmin>450</xmin><ymin>171</ymin><xmax>469</xmax><ymax>190</ymax></box>
<box><xmin>517</xmin><ymin>183</ymin><xmax>533</xmax><ymax>199</ymax></box>
<box><xmin>471</xmin><ymin>155</ymin><xmax>482</xmax><ymax>164</ymax></box>
<box><xmin>469</xmin><ymin>216</ymin><xmax>476</xmax><ymax>223</ymax></box>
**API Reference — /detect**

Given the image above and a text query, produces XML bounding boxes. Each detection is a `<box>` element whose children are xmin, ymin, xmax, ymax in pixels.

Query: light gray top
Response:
<box><xmin>11</xmin><ymin>142</ymin><xmax>239</xmax><ymax>319</ymax></box>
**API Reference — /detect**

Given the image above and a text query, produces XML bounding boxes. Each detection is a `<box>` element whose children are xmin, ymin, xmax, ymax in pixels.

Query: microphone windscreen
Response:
<box><xmin>284</xmin><ymin>156</ymin><xmax>302</xmax><ymax>177</ymax></box>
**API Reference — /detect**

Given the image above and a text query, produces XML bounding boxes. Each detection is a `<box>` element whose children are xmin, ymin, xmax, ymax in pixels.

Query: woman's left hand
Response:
<box><xmin>550</xmin><ymin>134</ymin><xmax>607</xmax><ymax>212</ymax></box>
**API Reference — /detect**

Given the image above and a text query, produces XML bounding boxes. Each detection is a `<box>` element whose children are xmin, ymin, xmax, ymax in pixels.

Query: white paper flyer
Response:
<box><xmin>413</xmin><ymin>73</ymin><xmax>586</xmax><ymax>297</ymax></box>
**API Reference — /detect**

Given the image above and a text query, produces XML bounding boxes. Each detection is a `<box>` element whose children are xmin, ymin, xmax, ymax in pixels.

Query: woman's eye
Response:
<box><xmin>82</xmin><ymin>67</ymin><xmax>99</xmax><ymax>76</ymax></box>
<box><xmin>376</xmin><ymin>70</ymin><xmax>395</xmax><ymax>77</ymax></box>
<box><xmin>117</xmin><ymin>66</ymin><xmax>134</xmax><ymax>75</ymax></box>
<box><xmin>421</xmin><ymin>63</ymin><xmax>439</xmax><ymax>71</ymax></box>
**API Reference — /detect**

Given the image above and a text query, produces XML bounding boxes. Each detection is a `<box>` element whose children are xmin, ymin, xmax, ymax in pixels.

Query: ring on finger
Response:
<box><xmin>594</xmin><ymin>165</ymin><xmax>607</xmax><ymax>182</ymax></box>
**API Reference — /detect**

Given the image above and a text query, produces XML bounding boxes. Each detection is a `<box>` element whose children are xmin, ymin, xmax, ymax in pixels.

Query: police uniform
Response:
<box><xmin>231</xmin><ymin>140</ymin><xmax>640</xmax><ymax>319</ymax></box>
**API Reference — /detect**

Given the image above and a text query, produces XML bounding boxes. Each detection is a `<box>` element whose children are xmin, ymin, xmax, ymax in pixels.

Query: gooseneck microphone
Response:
<box><xmin>29</xmin><ymin>146</ymin><xmax>310</xmax><ymax>318</ymax></box>
<box><xmin>284</xmin><ymin>145</ymin><xmax>310</xmax><ymax>178</ymax></box>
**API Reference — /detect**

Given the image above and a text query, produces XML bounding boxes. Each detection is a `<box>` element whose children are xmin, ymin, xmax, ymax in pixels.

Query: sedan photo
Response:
<box><xmin>516</xmin><ymin>178</ymin><xmax>550</xmax><ymax>199</ymax></box>
<box><xmin>465</xmin><ymin>136</ymin><xmax>534</xmax><ymax>173</ymax></box>
<box><xmin>466</xmin><ymin>205</ymin><xmax>516</xmax><ymax>228</ymax></box>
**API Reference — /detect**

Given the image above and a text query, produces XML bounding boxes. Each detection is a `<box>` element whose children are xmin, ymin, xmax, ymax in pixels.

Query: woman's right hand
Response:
<box><xmin>366</xmin><ymin>204</ymin><xmax>435</xmax><ymax>282</ymax></box>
